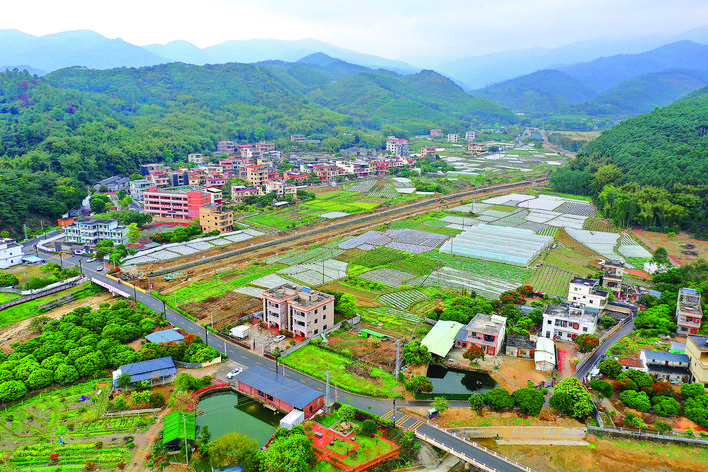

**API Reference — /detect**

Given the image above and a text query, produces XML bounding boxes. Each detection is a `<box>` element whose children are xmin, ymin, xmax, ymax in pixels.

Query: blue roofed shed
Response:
<box><xmin>112</xmin><ymin>356</ymin><xmax>177</xmax><ymax>387</ymax></box>
<box><xmin>146</xmin><ymin>329</ymin><xmax>184</xmax><ymax>344</ymax></box>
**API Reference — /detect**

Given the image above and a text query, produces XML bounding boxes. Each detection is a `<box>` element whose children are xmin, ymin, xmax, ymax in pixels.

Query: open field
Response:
<box><xmin>632</xmin><ymin>229</ymin><xmax>708</xmax><ymax>266</ymax></box>
<box><xmin>280</xmin><ymin>344</ymin><xmax>401</xmax><ymax>398</ymax></box>
<box><xmin>1</xmin><ymin>264</ymin><xmax>46</xmax><ymax>286</ymax></box>
<box><xmin>525</xmin><ymin>265</ymin><xmax>574</xmax><ymax>297</ymax></box>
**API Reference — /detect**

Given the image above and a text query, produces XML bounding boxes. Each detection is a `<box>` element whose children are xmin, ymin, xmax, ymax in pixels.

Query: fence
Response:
<box><xmin>0</xmin><ymin>276</ymin><xmax>89</xmax><ymax>311</ymax></box>
<box><xmin>103</xmin><ymin>407</ymin><xmax>161</xmax><ymax>417</ymax></box>
<box><xmin>587</xmin><ymin>425</ymin><xmax>708</xmax><ymax>446</ymax></box>
<box><xmin>174</xmin><ymin>356</ymin><xmax>222</xmax><ymax>369</ymax></box>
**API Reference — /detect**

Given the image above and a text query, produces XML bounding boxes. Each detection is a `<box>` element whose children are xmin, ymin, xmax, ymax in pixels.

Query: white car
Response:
<box><xmin>226</xmin><ymin>368</ymin><xmax>243</xmax><ymax>379</ymax></box>
<box><xmin>87</xmin><ymin>258</ymin><xmax>97</xmax><ymax>263</ymax></box>
<box><xmin>273</xmin><ymin>335</ymin><xmax>286</xmax><ymax>343</ymax></box>
<box><xmin>96</xmin><ymin>265</ymin><xmax>104</xmax><ymax>271</ymax></box>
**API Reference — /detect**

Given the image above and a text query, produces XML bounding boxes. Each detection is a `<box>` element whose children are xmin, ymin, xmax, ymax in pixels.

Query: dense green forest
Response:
<box><xmin>0</xmin><ymin>62</ymin><xmax>517</xmax><ymax>232</ymax></box>
<box><xmin>551</xmin><ymin>86</ymin><xmax>708</xmax><ymax>229</ymax></box>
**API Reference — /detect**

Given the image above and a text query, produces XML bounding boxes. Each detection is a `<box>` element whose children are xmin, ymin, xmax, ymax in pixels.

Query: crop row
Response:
<box><xmin>526</xmin><ymin>265</ymin><xmax>573</xmax><ymax>297</ymax></box>
<box><xmin>369</xmin><ymin>306</ymin><xmax>422</xmax><ymax>322</ymax></box>
<box><xmin>368</xmin><ymin>184</ymin><xmax>398</xmax><ymax>198</ymax></box>
<box><xmin>378</xmin><ymin>290</ymin><xmax>426</xmax><ymax>309</ymax></box>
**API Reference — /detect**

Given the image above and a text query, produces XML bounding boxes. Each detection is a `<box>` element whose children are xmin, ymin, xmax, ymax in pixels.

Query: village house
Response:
<box><xmin>231</xmin><ymin>185</ymin><xmax>260</xmax><ymax>203</ymax></box>
<box><xmin>568</xmin><ymin>277</ymin><xmax>609</xmax><ymax>311</ymax></box>
<box><xmin>468</xmin><ymin>143</ymin><xmax>486</xmax><ymax>154</ymax></box>
<box><xmin>64</xmin><ymin>218</ymin><xmax>128</xmax><ymax>247</ymax></box>
<box><xmin>639</xmin><ymin>350</ymin><xmax>691</xmax><ymax>383</ymax></box>
<box><xmin>143</xmin><ymin>186</ymin><xmax>214</xmax><ymax>220</ymax></box>
<box><xmin>198</xmin><ymin>204</ymin><xmax>233</xmax><ymax>234</ymax></box>
<box><xmin>542</xmin><ymin>302</ymin><xmax>597</xmax><ymax>341</ymax></box>
<box><xmin>447</xmin><ymin>134</ymin><xmax>460</xmax><ymax>143</ymax></box>
<box><xmin>245</xmin><ymin>165</ymin><xmax>268</xmax><ymax>187</ymax></box>
<box><xmin>429</xmin><ymin>129</ymin><xmax>443</xmax><ymax>137</ymax></box>
<box><xmin>188</xmin><ymin>153</ymin><xmax>205</xmax><ymax>165</ymax></box>
<box><xmin>602</xmin><ymin>260</ymin><xmax>625</xmax><ymax>298</ymax></box>
<box><xmin>505</xmin><ymin>334</ymin><xmax>535</xmax><ymax>358</ymax></box>
<box><xmin>94</xmin><ymin>175</ymin><xmax>130</xmax><ymax>192</ymax></box>
<box><xmin>262</xmin><ymin>283</ymin><xmax>335</xmax><ymax>338</ymax></box>
<box><xmin>385</xmin><ymin>137</ymin><xmax>409</xmax><ymax>157</ymax></box>
<box><xmin>465</xmin><ymin>131</ymin><xmax>476</xmax><ymax>140</ymax></box>
<box><xmin>615</xmin><ymin>356</ymin><xmax>645</xmax><ymax>372</ymax></box>
<box><xmin>0</xmin><ymin>238</ymin><xmax>23</xmax><ymax>269</ymax></box>
<box><xmin>454</xmin><ymin>313</ymin><xmax>506</xmax><ymax>356</ymax></box>
<box><xmin>534</xmin><ymin>337</ymin><xmax>556</xmax><ymax>372</ymax></box>
<box><xmin>421</xmin><ymin>146</ymin><xmax>437</xmax><ymax>158</ymax></box>
<box><xmin>129</xmin><ymin>179</ymin><xmax>152</xmax><ymax>203</ymax></box>
<box><xmin>676</xmin><ymin>287</ymin><xmax>702</xmax><ymax>336</ymax></box>
<box><xmin>686</xmin><ymin>335</ymin><xmax>708</xmax><ymax>388</ymax></box>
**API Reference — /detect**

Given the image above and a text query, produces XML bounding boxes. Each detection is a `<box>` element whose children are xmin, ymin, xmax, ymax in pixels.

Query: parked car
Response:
<box><xmin>273</xmin><ymin>335</ymin><xmax>286</xmax><ymax>342</ymax></box>
<box><xmin>226</xmin><ymin>368</ymin><xmax>243</xmax><ymax>379</ymax></box>
<box><xmin>86</xmin><ymin>257</ymin><xmax>97</xmax><ymax>263</ymax></box>
<box><xmin>96</xmin><ymin>265</ymin><xmax>104</xmax><ymax>271</ymax></box>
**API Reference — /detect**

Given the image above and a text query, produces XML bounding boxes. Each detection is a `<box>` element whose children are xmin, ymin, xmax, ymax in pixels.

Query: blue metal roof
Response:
<box><xmin>681</xmin><ymin>288</ymin><xmax>699</xmax><ymax>295</ymax></box>
<box><xmin>117</xmin><ymin>356</ymin><xmax>177</xmax><ymax>384</ymax></box>
<box><xmin>237</xmin><ymin>365</ymin><xmax>322</xmax><ymax>410</ymax></box>
<box><xmin>640</xmin><ymin>350</ymin><xmax>690</xmax><ymax>364</ymax></box>
<box><xmin>146</xmin><ymin>329</ymin><xmax>184</xmax><ymax>344</ymax></box>
<box><xmin>301</xmin><ymin>287</ymin><xmax>311</xmax><ymax>293</ymax></box>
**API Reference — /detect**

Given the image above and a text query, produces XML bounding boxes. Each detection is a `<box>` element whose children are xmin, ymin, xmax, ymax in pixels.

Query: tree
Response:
<box><xmin>619</xmin><ymin>390</ymin><xmax>651</xmax><ymax>412</ymax></box>
<box><xmin>336</xmin><ymin>404</ymin><xmax>355</xmax><ymax>423</ymax></box>
<box><xmin>589</xmin><ymin>380</ymin><xmax>613</xmax><ymax>398</ymax></box>
<box><xmin>0</xmin><ymin>273</ymin><xmax>19</xmax><ymax>287</ymax></box>
<box><xmin>463</xmin><ymin>345</ymin><xmax>485</xmax><ymax>361</ymax></box>
<box><xmin>0</xmin><ymin>380</ymin><xmax>28</xmax><ymax>403</ymax></box>
<box><xmin>198</xmin><ymin>425</ymin><xmax>212</xmax><ymax>450</ymax></box>
<box><xmin>402</xmin><ymin>340</ymin><xmax>432</xmax><ymax>365</ymax></box>
<box><xmin>90</xmin><ymin>194</ymin><xmax>111</xmax><ymax>213</ymax></box>
<box><xmin>574</xmin><ymin>334</ymin><xmax>599</xmax><ymax>353</ymax></box>
<box><xmin>484</xmin><ymin>388</ymin><xmax>515</xmax><ymax>411</ymax></box>
<box><xmin>681</xmin><ymin>382</ymin><xmax>706</xmax><ymax>400</ymax></box>
<box><xmin>431</xmin><ymin>397</ymin><xmax>449</xmax><ymax>416</ymax></box>
<box><xmin>549</xmin><ymin>377</ymin><xmax>593</xmax><ymax>419</ymax></box>
<box><xmin>26</xmin><ymin>368</ymin><xmax>53</xmax><ymax>390</ymax></box>
<box><xmin>408</xmin><ymin>376</ymin><xmax>433</xmax><ymax>394</ymax></box>
<box><xmin>335</xmin><ymin>293</ymin><xmax>358</xmax><ymax>317</ymax></box>
<box><xmin>468</xmin><ymin>393</ymin><xmax>485</xmax><ymax>414</ymax></box>
<box><xmin>116</xmin><ymin>373</ymin><xmax>132</xmax><ymax>389</ymax></box>
<box><xmin>600</xmin><ymin>316</ymin><xmax>617</xmax><ymax>329</ymax></box>
<box><xmin>652</xmin><ymin>247</ymin><xmax>670</xmax><ymax>266</ymax></box>
<box><xmin>54</xmin><ymin>364</ymin><xmax>79</xmax><ymax>384</ymax></box>
<box><xmin>207</xmin><ymin>431</ymin><xmax>258</xmax><ymax>469</ymax></box>
<box><xmin>261</xmin><ymin>431</ymin><xmax>314</xmax><ymax>472</ymax></box>
<box><xmin>655</xmin><ymin>421</ymin><xmax>673</xmax><ymax>434</ymax></box>
<box><xmin>512</xmin><ymin>388</ymin><xmax>545</xmax><ymax>416</ymax></box>
<box><xmin>618</xmin><ymin>369</ymin><xmax>653</xmax><ymax>390</ymax></box>
<box><xmin>127</xmin><ymin>223</ymin><xmax>141</xmax><ymax>243</ymax></box>
<box><xmin>99</xmin><ymin>184</ymin><xmax>109</xmax><ymax>193</ymax></box>
<box><xmin>598</xmin><ymin>358</ymin><xmax>622</xmax><ymax>379</ymax></box>
<box><xmin>360</xmin><ymin>419</ymin><xmax>377</xmax><ymax>437</ymax></box>
<box><xmin>95</xmin><ymin>240</ymin><xmax>114</xmax><ymax>259</ymax></box>
<box><xmin>652</xmin><ymin>396</ymin><xmax>681</xmax><ymax>416</ymax></box>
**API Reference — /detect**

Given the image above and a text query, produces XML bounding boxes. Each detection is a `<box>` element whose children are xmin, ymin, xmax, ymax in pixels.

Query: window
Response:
<box><xmin>583</xmin><ymin>327</ymin><xmax>588</xmax><ymax>332</ymax></box>
<box><xmin>314</xmin><ymin>329</ymin><xmax>319</xmax><ymax>335</ymax></box>
<box><xmin>257</xmin><ymin>390</ymin><xmax>265</xmax><ymax>397</ymax></box>
<box><xmin>547</xmin><ymin>320</ymin><xmax>552</xmax><ymax>324</ymax></box>
<box><xmin>267</xmin><ymin>394</ymin><xmax>273</xmax><ymax>401</ymax></box>
<box><xmin>323</xmin><ymin>324</ymin><xmax>327</xmax><ymax>330</ymax></box>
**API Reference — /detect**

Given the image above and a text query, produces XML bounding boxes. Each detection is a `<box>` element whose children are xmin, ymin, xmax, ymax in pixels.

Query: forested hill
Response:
<box><xmin>551</xmin><ymin>86</ymin><xmax>708</xmax><ymax>230</ymax></box>
<box><xmin>0</xmin><ymin>61</ymin><xmax>515</xmax><ymax>231</ymax></box>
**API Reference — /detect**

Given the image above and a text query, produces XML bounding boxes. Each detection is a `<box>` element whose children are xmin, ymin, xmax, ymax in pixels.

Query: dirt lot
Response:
<box><xmin>327</xmin><ymin>330</ymin><xmax>397</xmax><ymax>373</ymax></box>
<box><xmin>321</xmin><ymin>282</ymin><xmax>383</xmax><ymax>309</ymax></box>
<box><xmin>402</xmin><ymin>406</ymin><xmax>583</xmax><ymax>429</ymax></box>
<box><xmin>555</xmin><ymin>341</ymin><xmax>581</xmax><ymax>379</ymax></box>
<box><xmin>179</xmin><ymin>291</ymin><xmax>261</xmax><ymax>328</ymax></box>
<box><xmin>0</xmin><ymin>291</ymin><xmax>116</xmax><ymax>353</ymax></box>
<box><xmin>632</xmin><ymin>228</ymin><xmax>708</xmax><ymax>267</ymax></box>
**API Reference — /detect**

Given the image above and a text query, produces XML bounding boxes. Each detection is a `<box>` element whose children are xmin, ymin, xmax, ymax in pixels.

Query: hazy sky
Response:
<box><xmin>2</xmin><ymin>0</ymin><xmax>707</xmax><ymax>60</ymax></box>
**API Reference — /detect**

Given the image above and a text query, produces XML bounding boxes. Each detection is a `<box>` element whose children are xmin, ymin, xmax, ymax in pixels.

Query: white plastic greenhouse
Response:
<box><xmin>439</xmin><ymin>224</ymin><xmax>553</xmax><ymax>267</ymax></box>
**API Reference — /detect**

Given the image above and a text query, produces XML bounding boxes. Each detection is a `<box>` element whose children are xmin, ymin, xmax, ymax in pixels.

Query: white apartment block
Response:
<box><xmin>188</xmin><ymin>153</ymin><xmax>205</xmax><ymax>165</ymax></box>
<box><xmin>465</xmin><ymin>131</ymin><xmax>476</xmax><ymax>140</ymax></box>
<box><xmin>0</xmin><ymin>239</ymin><xmax>23</xmax><ymax>269</ymax></box>
<box><xmin>129</xmin><ymin>179</ymin><xmax>152</xmax><ymax>203</ymax></box>
<box><xmin>64</xmin><ymin>219</ymin><xmax>128</xmax><ymax>246</ymax></box>
<box><xmin>386</xmin><ymin>137</ymin><xmax>409</xmax><ymax>157</ymax></box>
<box><xmin>262</xmin><ymin>283</ymin><xmax>335</xmax><ymax>338</ymax></box>
<box><xmin>542</xmin><ymin>303</ymin><xmax>597</xmax><ymax>341</ymax></box>
<box><xmin>568</xmin><ymin>277</ymin><xmax>609</xmax><ymax>310</ymax></box>
<box><xmin>447</xmin><ymin>134</ymin><xmax>460</xmax><ymax>143</ymax></box>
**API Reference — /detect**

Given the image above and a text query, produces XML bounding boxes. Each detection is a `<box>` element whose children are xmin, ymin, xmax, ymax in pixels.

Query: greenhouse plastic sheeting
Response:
<box><xmin>439</xmin><ymin>224</ymin><xmax>553</xmax><ymax>267</ymax></box>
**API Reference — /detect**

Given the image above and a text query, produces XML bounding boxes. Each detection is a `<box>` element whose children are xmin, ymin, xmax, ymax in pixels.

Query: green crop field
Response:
<box><xmin>526</xmin><ymin>264</ymin><xmax>574</xmax><ymax>297</ymax></box>
<box><xmin>173</xmin><ymin>263</ymin><xmax>287</xmax><ymax>303</ymax></box>
<box><xmin>0</xmin><ymin>284</ymin><xmax>104</xmax><ymax>328</ymax></box>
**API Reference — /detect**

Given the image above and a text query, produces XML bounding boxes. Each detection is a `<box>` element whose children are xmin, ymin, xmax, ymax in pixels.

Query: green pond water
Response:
<box><xmin>196</xmin><ymin>391</ymin><xmax>283</xmax><ymax>447</ymax></box>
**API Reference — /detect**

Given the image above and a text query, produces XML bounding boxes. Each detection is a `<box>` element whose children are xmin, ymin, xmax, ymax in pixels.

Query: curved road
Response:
<box><xmin>44</xmin><ymin>252</ymin><xmax>533</xmax><ymax>472</ymax></box>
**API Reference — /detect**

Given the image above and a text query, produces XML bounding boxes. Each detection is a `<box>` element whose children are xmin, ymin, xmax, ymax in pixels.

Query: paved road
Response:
<box><xmin>49</xmin><ymin>253</ymin><xmax>531</xmax><ymax>472</ymax></box>
<box><xmin>574</xmin><ymin>318</ymin><xmax>635</xmax><ymax>381</ymax></box>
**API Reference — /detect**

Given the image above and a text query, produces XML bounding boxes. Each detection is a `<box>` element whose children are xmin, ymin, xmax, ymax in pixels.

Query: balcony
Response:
<box><xmin>679</xmin><ymin>317</ymin><xmax>702</xmax><ymax>326</ymax></box>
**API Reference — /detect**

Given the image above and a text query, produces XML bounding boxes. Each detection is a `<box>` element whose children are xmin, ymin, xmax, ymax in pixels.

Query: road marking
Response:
<box><xmin>241</xmin><ymin>355</ymin><xmax>248</xmax><ymax>359</ymax></box>
<box><xmin>409</xmin><ymin>421</ymin><xmax>424</xmax><ymax>431</ymax></box>
<box><xmin>301</xmin><ymin>380</ymin><xmax>308</xmax><ymax>384</ymax></box>
<box><xmin>256</xmin><ymin>361</ymin><xmax>262</xmax><ymax>365</ymax></box>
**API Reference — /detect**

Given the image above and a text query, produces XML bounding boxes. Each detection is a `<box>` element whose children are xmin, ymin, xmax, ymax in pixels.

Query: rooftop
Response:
<box><xmin>466</xmin><ymin>313</ymin><xmax>506</xmax><ymax>334</ymax></box>
<box><xmin>506</xmin><ymin>334</ymin><xmax>535</xmax><ymax>350</ymax></box>
<box><xmin>544</xmin><ymin>303</ymin><xmax>595</xmax><ymax>321</ymax></box>
<box><xmin>163</xmin><ymin>411</ymin><xmax>195</xmax><ymax>445</ymax></box>
<box><xmin>145</xmin><ymin>329</ymin><xmax>184</xmax><ymax>344</ymax></box>
<box><xmin>570</xmin><ymin>277</ymin><xmax>598</xmax><ymax>287</ymax></box>
<box><xmin>640</xmin><ymin>350</ymin><xmax>690</xmax><ymax>364</ymax></box>
<box><xmin>263</xmin><ymin>283</ymin><xmax>334</xmax><ymax>308</ymax></box>
<box><xmin>71</xmin><ymin>218</ymin><xmax>118</xmax><ymax>226</ymax></box>
<box><xmin>421</xmin><ymin>320</ymin><xmax>465</xmax><ymax>357</ymax></box>
<box><xmin>116</xmin><ymin>356</ymin><xmax>177</xmax><ymax>384</ymax></box>
<box><xmin>146</xmin><ymin>185</ymin><xmax>206</xmax><ymax>195</ymax></box>
<box><xmin>688</xmin><ymin>335</ymin><xmax>708</xmax><ymax>352</ymax></box>
<box><xmin>237</xmin><ymin>365</ymin><xmax>322</xmax><ymax>409</ymax></box>
<box><xmin>681</xmin><ymin>287</ymin><xmax>700</xmax><ymax>295</ymax></box>
<box><xmin>615</xmin><ymin>357</ymin><xmax>644</xmax><ymax>368</ymax></box>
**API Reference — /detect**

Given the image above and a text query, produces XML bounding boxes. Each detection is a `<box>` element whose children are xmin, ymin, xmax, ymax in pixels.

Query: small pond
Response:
<box><xmin>196</xmin><ymin>390</ymin><xmax>283</xmax><ymax>447</ymax></box>
<box><xmin>426</xmin><ymin>364</ymin><xmax>498</xmax><ymax>395</ymax></box>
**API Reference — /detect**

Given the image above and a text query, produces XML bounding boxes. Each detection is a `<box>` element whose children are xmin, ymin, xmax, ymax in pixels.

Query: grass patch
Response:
<box><xmin>173</xmin><ymin>263</ymin><xmax>287</xmax><ymax>303</ymax></box>
<box><xmin>487</xmin><ymin>204</ymin><xmax>517</xmax><ymax>213</ymax></box>
<box><xmin>0</xmin><ymin>284</ymin><xmax>104</xmax><ymax>328</ymax></box>
<box><xmin>280</xmin><ymin>345</ymin><xmax>400</xmax><ymax>398</ymax></box>
<box><xmin>0</xmin><ymin>292</ymin><xmax>20</xmax><ymax>303</ymax></box>
<box><xmin>350</xmin><ymin>247</ymin><xmax>409</xmax><ymax>268</ymax></box>
<box><xmin>422</xmin><ymin>252</ymin><xmax>530</xmax><ymax>283</ymax></box>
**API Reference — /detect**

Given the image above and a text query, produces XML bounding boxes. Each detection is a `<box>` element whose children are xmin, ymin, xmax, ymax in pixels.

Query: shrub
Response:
<box><xmin>652</xmin><ymin>396</ymin><xmax>681</xmax><ymax>417</ymax></box>
<box><xmin>618</xmin><ymin>369</ymin><xmax>653</xmax><ymax>390</ymax></box>
<box><xmin>484</xmin><ymin>388</ymin><xmax>514</xmax><ymax>412</ymax></box>
<box><xmin>360</xmin><ymin>419</ymin><xmax>378</xmax><ymax>437</ymax></box>
<box><xmin>601</xmin><ymin>316</ymin><xmax>617</xmax><ymax>329</ymax></box>
<box><xmin>619</xmin><ymin>390</ymin><xmax>651</xmax><ymax>412</ymax></box>
<box><xmin>589</xmin><ymin>380</ymin><xmax>613</xmax><ymax>398</ymax></box>
<box><xmin>598</xmin><ymin>359</ymin><xmax>622</xmax><ymax>378</ymax></box>
<box><xmin>574</xmin><ymin>334</ymin><xmax>600</xmax><ymax>353</ymax></box>
<box><xmin>463</xmin><ymin>345</ymin><xmax>485</xmax><ymax>361</ymax></box>
<box><xmin>408</xmin><ymin>376</ymin><xmax>433</xmax><ymax>394</ymax></box>
<box><xmin>512</xmin><ymin>388</ymin><xmax>545</xmax><ymax>416</ymax></box>
<box><xmin>655</xmin><ymin>421</ymin><xmax>672</xmax><ymax>434</ymax></box>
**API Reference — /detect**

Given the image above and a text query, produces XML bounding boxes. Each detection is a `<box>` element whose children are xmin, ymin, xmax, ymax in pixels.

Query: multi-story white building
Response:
<box><xmin>188</xmin><ymin>153</ymin><xmax>205</xmax><ymax>165</ymax></box>
<box><xmin>454</xmin><ymin>313</ymin><xmax>506</xmax><ymax>356</ymax></box>
<box><xmin>262</xmin><ymin>283</ymin><xmax>336</xmax><ymax>338</ymax></box>
<box><xmin>677</xmin><ymin>287</ymin><xmax>703</xmax><ymax>336</ymax></box>
<box><xmin>64</xmin><ymin>219</ymin><xmax>128</xmax><ymax>246</ymax></box>
<box><xmin>602</xmin><ymin>260</ymin><xmax>625</xmax><ymax>298</ymax></box>
<box><xmin>386</xmin><ymin>137</ymin><xmax>409</xmax><ymax>157</ymax></box>
<box><xmin>465</xmin><ymin>131</ymin><xmax>476</xmax><ymax>140</ymax></box>
<box><xmin>0</xmin><ymin>239</ymin><xmax>23</xmax><ymax>269</ymax></box>
<box><xmin>568</xmin><ymin>277</ymin><xmax>609</xmax><ymax>310</ymax></box>
<box><xmin>686</xmin><ymin>335</ymin><xmax>708</xmax><ymax>388</ymax></box>
<box><xmin>639</xmin><ymin>350</ymin><xmax>691</xmax><ymax>383</ymax></box>
<box><xmin>447</xmin><ymin>134</ymin><xmax>460</xmax><ymax>143</ymax></box>
<box><xmin>542</xmin><ymin>303</ymin><xmax>597</xmax><ymax>341</ymax></box>
<box><xmin>129</xmin><ymin>179</ymin><xmax>152</xmax><ymax>203</ymax></box>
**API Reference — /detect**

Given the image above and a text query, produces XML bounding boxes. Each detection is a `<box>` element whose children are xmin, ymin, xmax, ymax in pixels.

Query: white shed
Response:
<box><xmin>229</xmin><ymin>325</ymin><xmax>250</xmax><ymax>339</ymax></box>
<box><xmin>280</xmin><ymin>409</ymin><xmax>305</xmax><ymax>430</ymax></box>
<box><xmin>534</xmin><ymin>337</ymin><xmax>556</xmax><ymax>372</ymax></box>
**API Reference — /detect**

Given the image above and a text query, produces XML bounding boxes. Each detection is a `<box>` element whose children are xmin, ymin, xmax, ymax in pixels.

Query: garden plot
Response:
<box><xmin>518</xmin><ymin>195</ymin><xmax>567</xmax><ymax>211</ymax></box>
<box><xmin>250</xmin><ymin>273</ymin><xmax>293</xmax><ymax>288</ymax></box>
<box><xmin>378</xmin><ymin>290</ymin><xmax>426</xmax><ymax>310</ymax></box>
<box><xmin>368</xmin><ymin>183</ymin><xmax>397</xmax><ymax>198</ymax></box>
<box><xmin>395</xmin><ymin>187</ymin><xmax>416</xmax><ymax>194</ymax></box>
<box><xmin>411</xmin><ymin>266</ymin><xmax>517</xmax><ymax>298</ymax></box>
<box><xmin>320</xmin><ymin>211</ymin><xmax>351</xmax><ymax>219</ymax></box>
<box><xmin>516</xmin><ymin>221</ymin><xmax>550</xmax><ymax>233</ymax></box>
<box><xmin>392</xmin><ymin>177</ymin><xmax>414</xmax><ymax>187</ymax></box>
<box><xmin>242</xmin><ymin>228</ymin><xmax>265</xmax><ymax>237</ymax></box>
<box><xmin>348</xmin><ymin>180</ymin><xmax>377</xmax><ymax>192</ymax></box>
<box><xmin>224</xmin><ymin>232</ymin><xmax>256</xmax><ymax>243</ymax></box>
<box><xmin>277</xmin><ymin>259</ymin><xmax>349</xmax><ymax>286</ymax></box>
<box><xmin>234</xmin><ymin>286</ymin><xmax>265</xmax><ymax>298</ymax></box>
<box><xmin>359</xmin><ymin>268</ymin><xmax>416</xmax><ymax>287</ymax></box>
<box><xmin>483</xmin><ymin>193</ymin><xmax>535</xmax><ymax>206</ymax></box>
<box><xmin>168</xmin><ymin>245</ymin><xmax>200</xmax><ymax>255</ymax></box>
<box><xmin>544</xmin><ymin>214</ymin><xmax>587</xmax><ymax>230</ymax></box>
<box><xmin>488</xmin><ymin>210</ymin><xmax>529</xmax><ymax>228</ymax></box>
<box><xmin>554</xmin><ymin>200</ymin><xmax>596</xmax><ymax>217</ymax></box>
<box><xmin>617</xmin><ymin>233</ymin><xmax>652</xmax><ymax>258</ymax></box>
<box><xmin>338</xmin><ymin>228</ymin><xmax>448</xmax><ymax>253</ymax></box>
<box><xmin>565</xmin><ymin>228</ymin><xmax>624</xmax><ymax>261</ymax></box>
<box><xmin>369</xmin><ymin>306</ymin><xmax>422</xmax><ymax>322</ymax></box>
<box><xmin>442</xmin><ymin>215</ymin><xmax>482</xmax><ymax>226</ymax></box>
<box><xmin>450</xmin><ymin>202</ymin><xmax>491</xmax><ymax>213</ymax></box>
<box><xmin>277</xmin><ymin>247</ymin><xmax>343</xmax><ymax>265</ymax></box>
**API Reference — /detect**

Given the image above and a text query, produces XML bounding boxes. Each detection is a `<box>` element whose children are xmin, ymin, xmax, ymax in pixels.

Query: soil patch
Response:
<box><xmin>179</xmin><ymin>291</ymin><xmax>261</xmax><ymax>327</ymax></box>
<box><xmin>321</xmin><ymin>282</ymin><xmax>383</xmax><ymax>309</ymax></box>
<box><xmin>632</xmin><ymin>228</ymin><xmax>708</xmax><ymax>267</ymax></box>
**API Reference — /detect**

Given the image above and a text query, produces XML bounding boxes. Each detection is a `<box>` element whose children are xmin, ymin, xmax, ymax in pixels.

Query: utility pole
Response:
<box><xmin>324</xmin><ymin>370</ymin><xmax>332</xmax><ymax>412</ymax></box>
<box><xmin>162</xmin><ymin>300</ymin><xmax>166</xmax><ymax>320</ymax></box>
<box><xmin>182</xmin><ymin>413</ymin><xmax>189</xmax><ymax>466</ymax></box>
<box><xmin>395</xmin><ymin>339</ymin><xmax>401</xmax><ymax>378</ymax></box>
<box><xmin>392</xmin><ymin>397</ymin><xmax>397</xmax><ymax>423</ymax></box>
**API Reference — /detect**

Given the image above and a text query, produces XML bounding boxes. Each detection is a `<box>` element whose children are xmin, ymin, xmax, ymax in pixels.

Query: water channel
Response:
<box><xmin>426</xmin><ymin>365</ymin><xmax>498</xmax><ymax>395</ymax></box>
<box><xmin>195</xmin><ymin>390</ymin><xmax>283</xmax><ymax>447</ymax></box>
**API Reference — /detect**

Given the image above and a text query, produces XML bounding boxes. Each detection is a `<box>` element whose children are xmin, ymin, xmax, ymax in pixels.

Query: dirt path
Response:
<box><xmin>0</xmin><ymin>291</ymin><xmax>116</xmax><ymax>353</ymax></box>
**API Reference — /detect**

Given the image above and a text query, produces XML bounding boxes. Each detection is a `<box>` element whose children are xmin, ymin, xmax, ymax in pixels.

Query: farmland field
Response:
<box><xmin>0</xmin><ymin>284</ymin><xmax>104</xmax><ymax>328</ymax></box>
<box><xmin>525</xmin><ymin>264</ymin><xmax>574</xmax><ymax>297</ymax></box>
<box><xmin>172</xmin><ymin>263</ymin><xmax>287</xmax><ymax>303</ymax></box>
